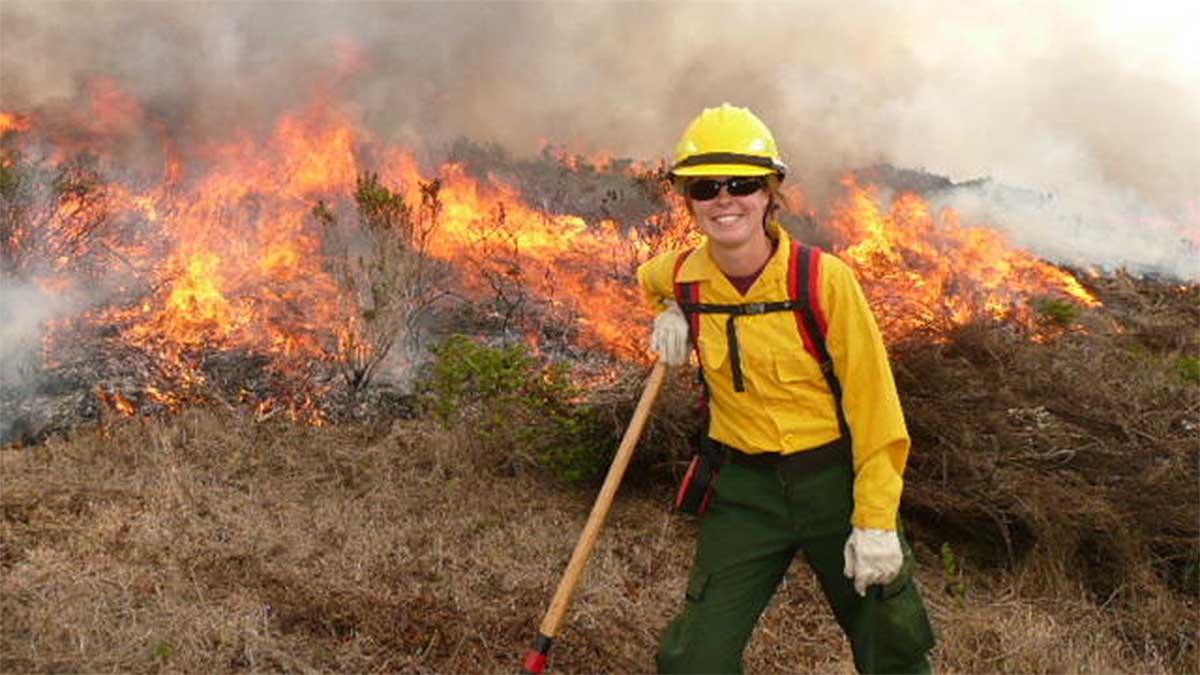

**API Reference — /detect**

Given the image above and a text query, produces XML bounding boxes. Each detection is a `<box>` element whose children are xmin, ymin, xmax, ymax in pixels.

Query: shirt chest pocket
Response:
<box><xmin>774</xmin><ymin>347</ymin><xmax>821</xmax><ymax>382</ymax></box>
<box><xmin>760</xmin><ymin>346</ymin><xmax>825</xmax><ymax>399</ymax></box>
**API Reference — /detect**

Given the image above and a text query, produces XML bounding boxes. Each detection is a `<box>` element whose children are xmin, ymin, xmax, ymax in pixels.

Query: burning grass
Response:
<box><xmin>2</xmin><ymin>86</ymin><xmax>1124</xmax><ymax>439</ymax></box>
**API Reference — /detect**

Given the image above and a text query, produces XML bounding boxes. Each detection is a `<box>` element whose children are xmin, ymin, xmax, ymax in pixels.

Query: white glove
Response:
<box><xmin>650</xmin><ymin>300</ymin><xmax>689</xmax><ymax>366</ymax></box>
<box><xmin>843</xmin><ymin>528</ymin><xmax>903</xmax><ymax>596</ymax></box>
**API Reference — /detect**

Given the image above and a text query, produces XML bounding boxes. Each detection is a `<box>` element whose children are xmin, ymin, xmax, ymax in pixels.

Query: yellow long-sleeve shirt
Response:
<box><xmin>637</xmin><ymin>227</ymin><xmax>910</xmax><ymax>530</ymax></box>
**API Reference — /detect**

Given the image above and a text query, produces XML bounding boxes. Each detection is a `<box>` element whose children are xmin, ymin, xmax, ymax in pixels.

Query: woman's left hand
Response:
<box><xmin>842</xmin><ymin>528</ymin><xmax>903</xmax><ymax>596</ymax></box>
<box><xmin>650</xmin><ymin>300</ymin><xmax>689</xmax><ymax>366</ymax></box>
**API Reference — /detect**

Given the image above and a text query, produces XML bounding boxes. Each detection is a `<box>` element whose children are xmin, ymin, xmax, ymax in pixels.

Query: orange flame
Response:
<box><xmin>374</xmin><ymin>158</ymin><xmax>680</xmax><ymax>359</ymax></box>
<box><xmin>0</xmin><ymin>111</ymin><xmax>32</xmax><ymax>136</ymax></box>
<box><xmin>10</xmin><ymin>85</ymin><xmax>677</xmax><ymax>420</ymax></box>
<box><xmin>829</xmin><ymin>176</ymin><xmax>1100</xmax><ymax>340</ymax></box>
<box><xmin>96</xmin><ymin>387</ymin><xmax>136</xmax><ymax>417</ymax></box>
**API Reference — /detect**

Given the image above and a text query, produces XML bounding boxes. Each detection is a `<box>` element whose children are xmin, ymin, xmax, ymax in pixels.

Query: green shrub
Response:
<box><xmin>1176</xmin><ymin>356</ymin><xmax>1200</xmax><ymax>384</ymax></box>
<box><xmin>150</xmin><ymin>641</ymin><xmax>174</xmax><ymax>661</ymax></box>
<box><xmin>1033</xmin><ymin>296</ymin><xmax>1082</xmax><ymax>327</ymax></box>
<box><xmin>415</xmin><ymin>334</ymin><xmax>612</xmax><ymax>483</ymax></box>
<box><xmin>1183</xmin><ymin>560</ymin><xmax>1199</xmax><ymax>596</ymax></box>
<box><xmin>940</xmin><ymin>542</ymin><xmax>967</xmax><ymax>601</ymax></box>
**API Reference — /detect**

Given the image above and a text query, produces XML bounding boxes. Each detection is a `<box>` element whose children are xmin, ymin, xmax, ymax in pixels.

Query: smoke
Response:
<box><xmin>0</xmin><ymin>282</ymin><xmax>62</xmax><ymax>383</ymax></box>
<box><xmin>0</xmin><ymin>280</ymin><xmax>102</xmax><ymax>442</ymax></box>
<box><xmin>2</xmin><ymin>0</ymin><xmax>1197</xmax><ymax>277</ymax></box>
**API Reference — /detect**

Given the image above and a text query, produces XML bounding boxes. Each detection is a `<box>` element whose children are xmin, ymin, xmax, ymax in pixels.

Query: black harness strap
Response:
<box><xmin>672</xmin><ymin>249</ymin><xmax>708</xmax><ymax>411</ymax></box>
<box><xmin>676</xmin><ymin>298</ymin><xmax>811</xmax><ymax>392</ymax></box>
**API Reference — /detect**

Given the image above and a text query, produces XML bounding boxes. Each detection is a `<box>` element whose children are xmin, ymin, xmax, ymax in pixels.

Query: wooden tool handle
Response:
<box><xmin>537</xmin><ymin>361</ymin><xmax>667</xmax><ymax>637</ymax></box>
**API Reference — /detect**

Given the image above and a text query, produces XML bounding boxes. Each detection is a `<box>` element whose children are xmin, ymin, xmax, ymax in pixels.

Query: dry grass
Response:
<box><xmin>2</xmin><ymin>394</ymin><xmax>1192</xmax><ymax>673</ymax></box>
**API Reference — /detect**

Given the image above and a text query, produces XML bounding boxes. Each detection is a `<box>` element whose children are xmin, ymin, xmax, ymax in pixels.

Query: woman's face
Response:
<box><xmin>688</xmin><ymin>176</ymin><xmax>771</xmax><ymax>250</ymax></box>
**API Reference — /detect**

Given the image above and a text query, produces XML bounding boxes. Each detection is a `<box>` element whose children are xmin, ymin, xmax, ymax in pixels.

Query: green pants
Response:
<box><xmin>657</xmin><ymin>459</ymin><xmax>935</xmax><ymax>674</ymax></box>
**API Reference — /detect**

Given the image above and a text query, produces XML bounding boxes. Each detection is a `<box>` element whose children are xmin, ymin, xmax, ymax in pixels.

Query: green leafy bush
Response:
<box><xmin>1033</xmin><ymin>296</ymin><xmax>1082</xmax><ymax>327</ymax></box>
<box><xmin>1176</xmin><ymin>356</ymin><xmax>1200</xmax><ymax>384</ymax></box>
<box><xmin>415</xmin><ymin>334</ymin><xmax>612</xmax><ymax>483</ymax></box>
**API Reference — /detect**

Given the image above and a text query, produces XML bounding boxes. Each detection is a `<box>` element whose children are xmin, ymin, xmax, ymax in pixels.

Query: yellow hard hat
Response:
<box><xmin>671</xmin><ymin>103</ymin><xmax>787</xmax><ymax>178</ymax></box>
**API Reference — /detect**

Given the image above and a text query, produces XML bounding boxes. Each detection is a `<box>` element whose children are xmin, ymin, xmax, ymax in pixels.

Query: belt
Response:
<box><xmin>717</xmin><ymin>437</ymin><xmax>850</xmax><ymax>474</ymax></box>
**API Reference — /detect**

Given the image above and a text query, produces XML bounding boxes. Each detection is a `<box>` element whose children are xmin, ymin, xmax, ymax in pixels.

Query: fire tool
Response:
<box><xmin>521</xmin><ymin>360</ymin><xmax>667</xmax><ymax>674</ymax></box>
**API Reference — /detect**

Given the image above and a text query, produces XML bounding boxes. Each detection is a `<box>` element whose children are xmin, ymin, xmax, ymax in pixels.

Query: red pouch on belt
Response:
<box><xmin>674</xmin><ymin>452</ymin><xmax>718</xmax><ymax>516</ymax></box>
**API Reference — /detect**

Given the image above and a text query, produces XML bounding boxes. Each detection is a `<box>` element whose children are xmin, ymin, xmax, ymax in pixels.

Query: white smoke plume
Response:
<box><xmin>2</xmin><ymin>0</ymin><xmax>1197</xmax><ymax>278</ymax></box>
<box><xmin>0</xmin><ymin>282</ymin><xmax>62</xmax><ymax>382</ymax></box>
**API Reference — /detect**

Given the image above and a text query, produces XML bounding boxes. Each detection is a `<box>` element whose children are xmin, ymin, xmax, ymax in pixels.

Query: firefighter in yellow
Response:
<box><xmin>640</xmin><ymin>104</ymin><xmax>935</xmax><ymax>674</ymax></box>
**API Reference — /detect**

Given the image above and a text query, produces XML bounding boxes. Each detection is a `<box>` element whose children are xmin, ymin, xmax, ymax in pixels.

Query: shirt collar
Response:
<box><xmin>676</xmin><ymin>224</ymin><xmax>793</xmax><ymax>291</ymax></box>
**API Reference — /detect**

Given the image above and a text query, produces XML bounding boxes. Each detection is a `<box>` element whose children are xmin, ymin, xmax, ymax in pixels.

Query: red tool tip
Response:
<box><xmin>522</xmin><ymin>651</ymin><xmax>547</xmax><ymax>674</ymax></box>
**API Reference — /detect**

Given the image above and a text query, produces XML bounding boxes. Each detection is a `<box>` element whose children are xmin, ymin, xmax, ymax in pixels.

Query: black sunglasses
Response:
<box><xmin>685</xmin><ymin>176</ymin><xmax>766</xmax><ymax>201</ymax></box>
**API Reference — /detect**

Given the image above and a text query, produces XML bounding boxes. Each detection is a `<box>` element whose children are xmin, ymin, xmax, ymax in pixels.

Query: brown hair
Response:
<box><xmin>765</xmin><ymin>175</ymin><xmax>790</xmax><ymax>215</ymax></box>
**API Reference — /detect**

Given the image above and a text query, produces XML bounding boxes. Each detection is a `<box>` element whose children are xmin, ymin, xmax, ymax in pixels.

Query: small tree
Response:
<box><xmin>471</xmin><ymin>202</ymin><xmax>531</xmax><ymax>334</ymax></box>
<box><xmin>316</xmin><ymin>172</ymin><xmax>446</xmax><ymax>391</ymax></box>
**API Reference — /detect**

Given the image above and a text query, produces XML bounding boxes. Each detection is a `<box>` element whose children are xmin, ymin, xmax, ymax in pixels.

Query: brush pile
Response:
<box><xmin>896</xmin><ymin>272</ymin><xmax>1198</xmax><ymax>659</ymax></box>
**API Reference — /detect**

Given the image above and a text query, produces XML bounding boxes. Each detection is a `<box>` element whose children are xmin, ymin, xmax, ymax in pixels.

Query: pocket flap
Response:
<box><xmin>773</xmin><ymin>347</ymin><xmax>819</xmax><ymax>383</ymax></box>
<box><xmin>685</xmin><ymin>570</ymin><xmax>711</xmax><ymax>602</ymax></box>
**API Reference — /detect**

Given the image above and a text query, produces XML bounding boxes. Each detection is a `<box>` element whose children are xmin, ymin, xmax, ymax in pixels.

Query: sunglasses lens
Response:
<box><xmin>685</xmin><ymin>177</ymin><xmax>766</xmax><ymax>200</ymax></box>
<box><xmin>727</xmin><ymin>177</ymin><xmax>764</xmax><ymax>196</ymax></box>
<box><xmin>686</xmin><ymin>179</ymin><xmax>722</xmax><ymax>201</ymax></box>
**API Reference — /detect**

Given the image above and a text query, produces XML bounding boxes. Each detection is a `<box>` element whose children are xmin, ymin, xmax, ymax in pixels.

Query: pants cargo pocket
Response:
<box><xmin>686</xmin><ymin>570</ymin><xmax>710</xmax><ymax>601</ymax></box>
<box><xmin>656</xmin><ymin>571</ymin><xmax>711</xmax><ymax>674</ymax></box>
<box><xmin>852</xmin><ymin>561</ymin><xmax>936</xmax><ymax>675</ymax></box>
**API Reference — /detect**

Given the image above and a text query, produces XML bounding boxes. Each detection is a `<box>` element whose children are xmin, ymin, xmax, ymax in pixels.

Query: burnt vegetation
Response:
<box><xmin>1</xmin><ymin>140</ymin><xmax>1197</xmax><ymax>672</ymax></box>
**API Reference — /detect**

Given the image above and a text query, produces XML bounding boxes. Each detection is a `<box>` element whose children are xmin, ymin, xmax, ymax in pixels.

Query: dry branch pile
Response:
<box><xmin>895</xmin><ymin>273</ymin><xmax>1198</xmax><ymax>664</ymax></box>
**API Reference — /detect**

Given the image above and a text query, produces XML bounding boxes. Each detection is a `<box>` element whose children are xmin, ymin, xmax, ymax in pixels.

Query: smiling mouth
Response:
<box><xmin>713</xmin><ymin>214</ymin><xmax>744</xmax><ymax>224</ymax></box>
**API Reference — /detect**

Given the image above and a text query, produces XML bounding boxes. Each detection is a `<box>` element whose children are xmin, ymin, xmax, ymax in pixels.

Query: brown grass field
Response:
<box><xmin>1</xmin><ymin>275</ymin><xmax>1197</xmax><ymax>673</ymax></box>
<box><xmin>0</xmin><ymin>411</ymin><xmax>1177</xmax><ymax>673</ymax></box>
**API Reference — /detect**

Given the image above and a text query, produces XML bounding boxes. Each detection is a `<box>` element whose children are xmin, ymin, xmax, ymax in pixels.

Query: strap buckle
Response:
<box><xmin>743</xmin><ymin>302</ymin><xmax>767</xmax><ymax>315</ymax></box>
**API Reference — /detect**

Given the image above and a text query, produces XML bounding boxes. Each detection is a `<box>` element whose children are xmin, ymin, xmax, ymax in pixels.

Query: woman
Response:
<box><xmin>639</xmin><ymin>104</ymin><xmax>935</xmax><ymax>674</ymax></box>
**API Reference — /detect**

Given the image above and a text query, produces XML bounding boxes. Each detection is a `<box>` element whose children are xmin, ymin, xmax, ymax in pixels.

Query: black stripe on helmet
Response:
<box><xmin>672</xmin><ymin>152</ymin><xmax>786</xmax><ymax>174</ymax></box>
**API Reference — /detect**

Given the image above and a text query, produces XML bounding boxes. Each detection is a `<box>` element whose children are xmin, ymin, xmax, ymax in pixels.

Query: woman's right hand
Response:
<box><xmin>651</xmin><ymin>300</ymin><xmax>689</xmax><ymax>366</ymax></box>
